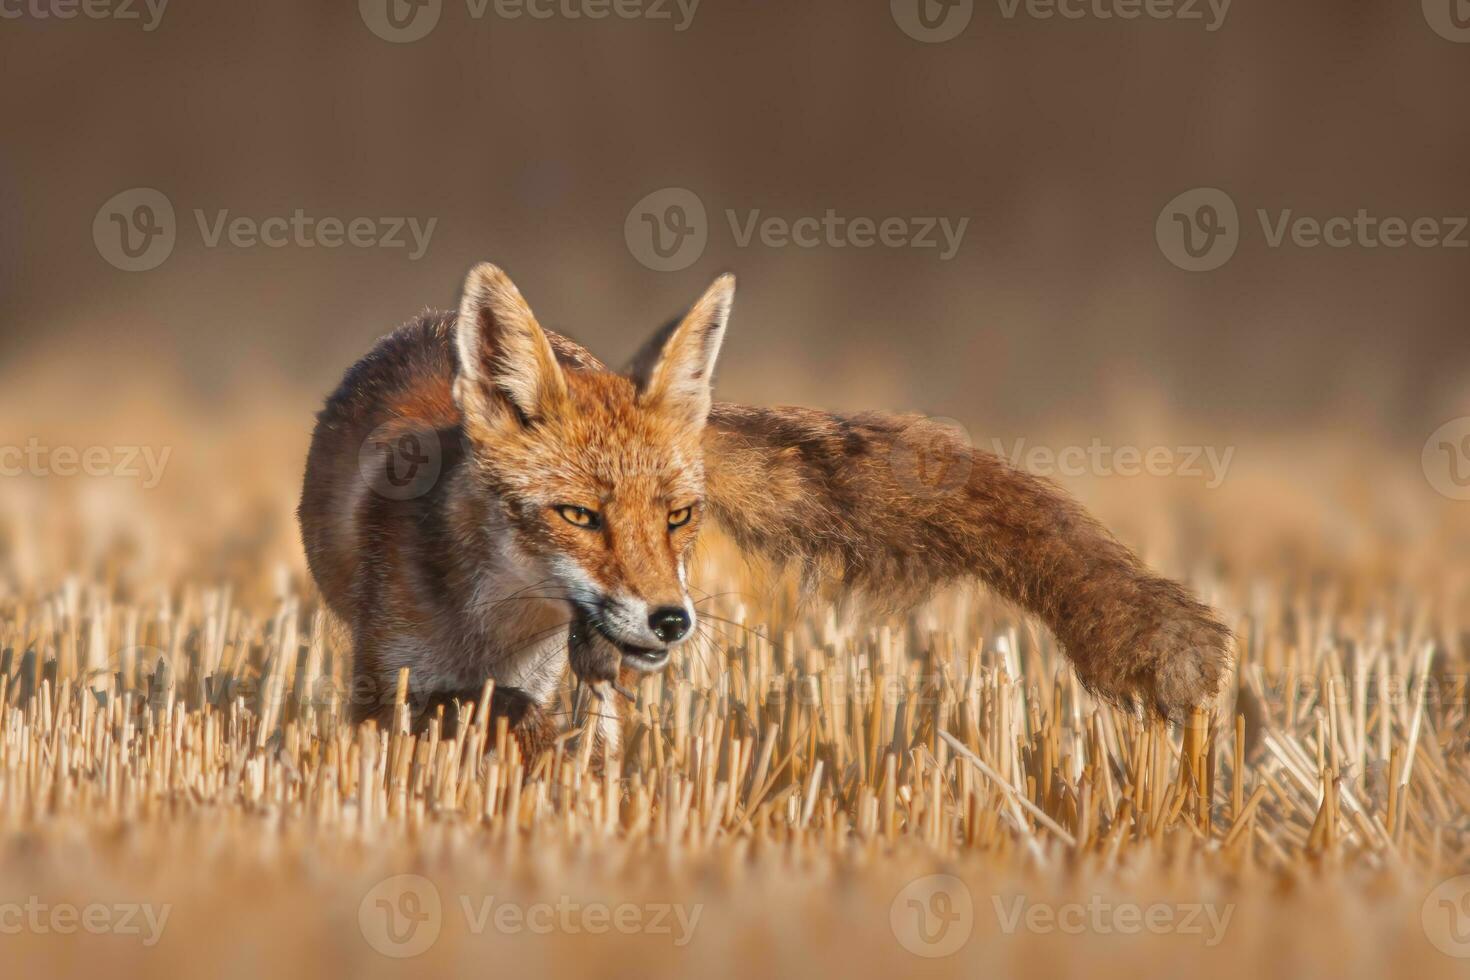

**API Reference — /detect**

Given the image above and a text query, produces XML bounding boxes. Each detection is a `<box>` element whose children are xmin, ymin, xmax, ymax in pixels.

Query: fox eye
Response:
<box><xmin>555</xmin><ymin>505</ymin><xmax>602</xmax><ymax>530</ymax></box>
<box><xmin>668</xmin><ymin>506</ymin><xmax>694</xmax><ymax>529</ymax></box>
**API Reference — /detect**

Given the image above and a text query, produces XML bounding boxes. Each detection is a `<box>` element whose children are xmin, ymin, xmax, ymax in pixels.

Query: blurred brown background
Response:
<box><xmin>1</xmin><ymin>0</ymin><xmax>1468</xmax><ymax>587</ymax></box>
<box><xmin>2</xmin><ymin>17</ymin><xmax>1470</xmax><ymax>978</ymax></box>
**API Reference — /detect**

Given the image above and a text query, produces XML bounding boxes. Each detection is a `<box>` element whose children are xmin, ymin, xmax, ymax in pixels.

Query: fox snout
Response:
<box><xmin>541</xmin><ymin>517</ymin><xmax>701</xmax><ymax>672</ymax></box>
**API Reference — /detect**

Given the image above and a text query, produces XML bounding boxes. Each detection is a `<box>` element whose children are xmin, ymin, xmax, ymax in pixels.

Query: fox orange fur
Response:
<box><xmin>299</xmin><ymin>264</ymin><xmax>1232</xmax><ymax>751</ymax></box>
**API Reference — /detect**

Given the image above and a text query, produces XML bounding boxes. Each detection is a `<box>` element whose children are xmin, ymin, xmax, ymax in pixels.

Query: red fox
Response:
<box><xmin>299</xmin><ymin>264</ymin><xmax>1232</xmax><ymax>751</ymax></box>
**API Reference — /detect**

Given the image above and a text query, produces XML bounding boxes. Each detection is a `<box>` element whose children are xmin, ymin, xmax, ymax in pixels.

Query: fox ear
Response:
<box><xmin>632</xmin><ymin>273</ymin><xmax>735</xmax><ymax>426</ymax></box>
<box><xmin>454</xmin><ymin>263</ymin><xmax>568</xmax><ymax>430</ymax></box>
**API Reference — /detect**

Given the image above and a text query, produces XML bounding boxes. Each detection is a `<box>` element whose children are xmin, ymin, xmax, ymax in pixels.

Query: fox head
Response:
<box><xmin>451</xmin><ymin>263</ymin><xmax>734</xmax><ymax>673</ymax></box>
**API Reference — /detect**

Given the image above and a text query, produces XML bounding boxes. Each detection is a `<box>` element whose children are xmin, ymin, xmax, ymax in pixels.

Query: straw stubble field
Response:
<box><xmin>1</xmin><ymin>440</ymin><xmax>1469</xmax><ymax>979</ymax></box>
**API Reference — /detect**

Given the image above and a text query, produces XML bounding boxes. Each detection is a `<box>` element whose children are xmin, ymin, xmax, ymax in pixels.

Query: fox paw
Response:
<box><xmin>1069</xmin><ymin>590</ymin><xmax>1235</xmax><ymax>722</ymax></box>
<box><xmin>1136</xmin><ymin>601</ymin><xmax>1235</xmax><ymax>721</ymax></box>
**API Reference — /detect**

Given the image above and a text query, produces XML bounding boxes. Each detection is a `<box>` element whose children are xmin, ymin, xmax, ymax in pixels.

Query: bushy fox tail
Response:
<box><xmin>703</xmin><ymin>404</ymin><xmax>1233</xmax><ymax>719</ymax></box>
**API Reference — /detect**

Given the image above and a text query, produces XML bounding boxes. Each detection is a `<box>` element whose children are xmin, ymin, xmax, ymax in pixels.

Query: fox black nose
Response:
<box><xmin>648</xmin><ymin>607</ymin><xmax>691</xmax><ymax>643</ymax></box>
